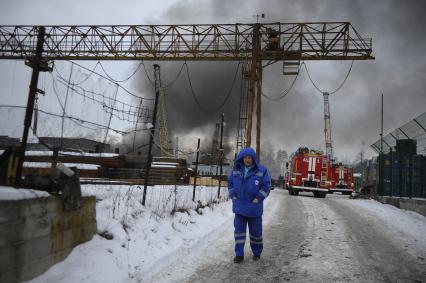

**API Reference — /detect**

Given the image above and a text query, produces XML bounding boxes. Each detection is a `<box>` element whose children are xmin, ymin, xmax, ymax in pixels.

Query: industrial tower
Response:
<box><xmin>153</xmin><ymin>65</ymin><xmax>171</xmax><ymax>157</ymax></box>
<box><xmin>323</xmin><ymin>92</ymin><xmax>333</xmax><ymax>161</ymax></box>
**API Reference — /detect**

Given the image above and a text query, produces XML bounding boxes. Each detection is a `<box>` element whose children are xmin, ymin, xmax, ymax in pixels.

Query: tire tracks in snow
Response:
<box><xmin>147</xmin><ymin>188</ymin><xmax>287</xmax><ymax>283</ymax></box>
<box><xmin>148</xmin><ymin>191</ymin><xmax>426</xmax><ymax>282</ymax></box>
<box><xmin>326</xmin><ymin>196</ymin><xmax>426</xmax><ymax>282</ymax></box>
<box><xmin>168</xmin><ymin>189</ymin><xmax>311</xmax><ymax>283</ymax></box>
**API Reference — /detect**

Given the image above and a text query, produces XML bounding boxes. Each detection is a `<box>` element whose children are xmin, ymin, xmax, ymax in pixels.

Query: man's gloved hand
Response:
<box><xmin>233</xmin><ymin>196</ymin><xmax>237</xmax><ymax>200</ymax></box>
<box><xmin>252</xmin><ymin>198</ymin><xmax>259</xmax><ymax>203</ymax></box>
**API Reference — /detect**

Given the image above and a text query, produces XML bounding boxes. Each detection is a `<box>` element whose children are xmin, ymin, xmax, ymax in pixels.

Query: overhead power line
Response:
<box><xmin>185</xmin><ymin>62</ymin><xmax>241</xmax><ymax>114</ymax></box>
<box><xmin>261</xmin><ymin>71</ymin><xmax>300</xmax><ymax>101</ymax></box>
<box><xmin>64</xmin><ymin>60</ymin><xmax>154</xmax><ymax>101</ymax></box>
<box><xmin>303</xmin><ymin>60</ymin><xmax>354</xmax><ymax>95</ymax></box>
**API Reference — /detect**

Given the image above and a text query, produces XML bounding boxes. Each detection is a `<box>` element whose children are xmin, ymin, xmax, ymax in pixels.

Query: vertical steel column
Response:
<box><xmin>255</xmin><ymin>61</ymin><xmax>263</xmax><ymax>160</ymax></box>
<box><xmin>379</xmin><ymin>93</ymin><xmax>384</xmax><ymax>196</ymax></box>
<box><xmin>218</xmin><ymin>113</ymin><xmax>224</xmax><ymax>198</ymax></box>
<box><xmin>15</xmin><ymin>27</ymin><xmax>46</xmax><ymax>185</ymax></box>
<box><xmin>142</xmin><ymin>64</ymin><xmax>161</xmax><ymax>206</ymax></box>
<box><xmin>246</xmin><ymin>23</ymin><xmax>260</xmax><ymax>149</ymax></box>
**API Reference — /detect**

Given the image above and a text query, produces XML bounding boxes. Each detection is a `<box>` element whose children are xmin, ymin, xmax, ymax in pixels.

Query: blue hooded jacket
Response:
<box><xmin>228</xmin><ymin>147</ymin><xmax>271</xmax><ymax>217</ymax></box>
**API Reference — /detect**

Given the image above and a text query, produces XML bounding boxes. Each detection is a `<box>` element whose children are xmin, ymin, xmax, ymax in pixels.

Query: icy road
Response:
<box><xmin>151</xmin><ymin>189</ymin><xmax>426</xmax><ymax>282</ymax></box>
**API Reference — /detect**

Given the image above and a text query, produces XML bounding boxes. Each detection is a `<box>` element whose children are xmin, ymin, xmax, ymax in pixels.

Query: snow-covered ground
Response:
<box><xmin>27</xmin><ymin>184</ymin><xmax>233</xmax><ymax>283</ymax></box>
<box><xmin>24</xmin><ymin>187</ymin><xmax>426</xmax><ymax>282</ymax></box>
<box><xmin>339</xmin><ymin>197</ymin><xmax>426</xmax><ymax>259</ymax></box>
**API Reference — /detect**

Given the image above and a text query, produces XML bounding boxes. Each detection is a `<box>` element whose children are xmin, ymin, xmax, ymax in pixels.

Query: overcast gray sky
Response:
<box><xmin>1</xmin><ymin>0</ymin><xmax>425</xmax><ymax>162</ymax></box>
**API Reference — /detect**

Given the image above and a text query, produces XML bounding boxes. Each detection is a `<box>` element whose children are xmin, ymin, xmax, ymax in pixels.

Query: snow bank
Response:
<box><xmin>27</xmin><ymin>184</ymin><xmax>232</xmax><ymax>283</ymax></box>
<box><xmin>341</xmin><ymin>198</ymin><xmax>426</xmax><ymax>257</ymax></box>
<box><xmin>25</xmin><ymin>151</ymin><xmax>118</xmax><ymax>157</ymax></box>
<box><xmin>0</xmin><ymin>186</ymin><xmax>49</xmax><ymax>200</ymax></box>
<box><xmin>23</xmin><ymin>162</ymin><xmax>99</xmax><ymax>170</ymax></box>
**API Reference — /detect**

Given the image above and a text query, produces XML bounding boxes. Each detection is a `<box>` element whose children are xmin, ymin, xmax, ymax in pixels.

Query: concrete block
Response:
<box><xmin>0</xmin><ymin>196</ymin><xmax>97</xmax><ymax>283</ymax></box>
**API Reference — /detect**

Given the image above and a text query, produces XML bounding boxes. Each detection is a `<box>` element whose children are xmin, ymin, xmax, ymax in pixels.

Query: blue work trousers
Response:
<box><xmin>234</xmin><ymin>213</ymin><xmax>263</xmax><ymax>257</ymax></box>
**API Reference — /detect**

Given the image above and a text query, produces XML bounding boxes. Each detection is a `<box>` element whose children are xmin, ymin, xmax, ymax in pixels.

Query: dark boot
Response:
<box><xmin>253</xmin><ymin>255</ymin><xmax>261</xmax><ymax>261</ymax></box>
<box><xmin>233</xmin><ymin>256</ymin><xmax>244</xmax><ymax>263</ymax></box>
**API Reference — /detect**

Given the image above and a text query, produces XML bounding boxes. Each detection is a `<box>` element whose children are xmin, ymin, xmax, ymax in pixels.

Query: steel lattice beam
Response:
<box><xmin>0</xmin><ymin>22</ymin><xmax>373</xmax><ymax>61</ymax></box>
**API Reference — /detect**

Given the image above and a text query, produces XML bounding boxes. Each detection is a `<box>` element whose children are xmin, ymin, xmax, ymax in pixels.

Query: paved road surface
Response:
<box><xmin>150</xmin><ymin>189</ymin><xmax>426</xmax><ymax>282</ymax></box>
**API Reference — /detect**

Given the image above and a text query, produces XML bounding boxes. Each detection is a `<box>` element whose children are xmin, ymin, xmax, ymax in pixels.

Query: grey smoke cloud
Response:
<box><xmin>134</xmin><ymin>61</ymin><xmax>241</xmax><ymax>157</ymax></box>
<box><xmin>0</xmin><ymin>0</ymin><xmax>423</xmax><ymax>168</ymax></box>
<box><xmin>150</xmin><ymin>0</ymin><xmax>426</xmax><ymax>162</ymax></box>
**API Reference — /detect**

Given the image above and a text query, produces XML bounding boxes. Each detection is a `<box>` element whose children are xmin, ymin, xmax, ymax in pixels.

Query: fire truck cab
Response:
<box><xmin>285</xmin><ymin>147</ymin><xmax>330</xmax><ymax>198</ymax></box>
<box><xmin>329</xmin><ymin>163</ymin><xmax>354</xmax><ymax>195</ymax></box>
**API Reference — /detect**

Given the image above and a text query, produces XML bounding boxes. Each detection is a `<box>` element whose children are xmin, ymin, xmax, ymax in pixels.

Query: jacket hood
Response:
<box><xmin>236</xmin><ymin>147</ymin><xmax>258</xmax><ymax>168</ymax></box>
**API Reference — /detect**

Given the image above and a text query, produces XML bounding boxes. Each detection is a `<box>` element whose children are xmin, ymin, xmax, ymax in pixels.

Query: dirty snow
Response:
<box><xmin>0</xmin><ymin>186</ymin><xmax>50</xmax><ymax>200</ymax></box>
<box><xmin>25</xmin><ymin>187</ymin><xmax>426</xmax><ymax>282</ymax></box>
<box><xmin>23</xmin><ymin>162</ymin><xmax>100</xmax><ymax>170</ymax></box>
<box><xmin>27</xmin><ymin>184</ymin><xmax>233</xmax><ymax>283</ymax></box>
<box><xmin>25</xmin><ymin>151</ymin><xmax>118</xmax><ymax>157</ymax></box>
<box><xmin>339</xmin><ymin>198</ymin><xmax>426</xmax><ymax>258</ymax></box>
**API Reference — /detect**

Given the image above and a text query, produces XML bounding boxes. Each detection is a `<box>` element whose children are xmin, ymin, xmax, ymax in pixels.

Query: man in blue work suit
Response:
<box><xmin>228</xmin><ymin>147</ymin><xmax>271</xmax><ymax>263</ymax></box>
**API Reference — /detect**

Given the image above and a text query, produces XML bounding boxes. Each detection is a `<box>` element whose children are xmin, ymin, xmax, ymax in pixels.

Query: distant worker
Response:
<box><xmin>228</xmin><ymin>147</ymin><xmax>271</xmax><ymax>263</ymax></box>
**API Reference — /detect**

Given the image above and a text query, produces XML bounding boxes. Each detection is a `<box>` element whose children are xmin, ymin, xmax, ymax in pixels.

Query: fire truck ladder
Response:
<box><xmin>320</xmin><ymin>157</ymin><xmax>328</xmax><ymax>187</ymax></box>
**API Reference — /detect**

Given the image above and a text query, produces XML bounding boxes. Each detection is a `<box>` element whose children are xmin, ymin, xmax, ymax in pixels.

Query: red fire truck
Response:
<box><xmin>285</xmin><ymin>147</ymin><xmax>330</xmax><ymax>198</ymax></box>
<box><xmin>329</xmin><ymin>164</ymin><xmax>354</xmax><ymax>195</ymax></box>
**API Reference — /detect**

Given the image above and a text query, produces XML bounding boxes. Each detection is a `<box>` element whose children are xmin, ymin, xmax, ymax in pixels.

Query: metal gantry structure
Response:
<box><xmin>0</xmin><ymin>22</ymin><xmax>373</xmax><ymax>183</ymax></box>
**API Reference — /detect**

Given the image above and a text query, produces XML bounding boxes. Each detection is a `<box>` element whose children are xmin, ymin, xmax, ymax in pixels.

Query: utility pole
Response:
<box><xmin>379</xmin><ymin>93</ymin><xmax>384</xmax><ymax>196</ymax></box>
<box><xmin>360</xmin><ymin>149</ymin><xmax>364</xmax><ymax>191</ymax></box>
<box><xmin>218</xmin><ymin>113</ymin><xmax>225</xmax><ymax>198</ymax></box>
<box><xmin>15</xmin><ymin>27</ymin><xmax>47</xmax><ymax>185</ymax></box>
<box><xmin>175</xmin><ymin>136</ymin><xmax>179</xmax><ymax>158</ymax></box>
<box><xmin>192</xmin><ymin>138</ymin><xmax>200</xmax><ymax>202</ymax></box>
<box><xmin>142</xmin><ymin>64</ymin><xmax>161</xmax><ymax>206</ymax></box>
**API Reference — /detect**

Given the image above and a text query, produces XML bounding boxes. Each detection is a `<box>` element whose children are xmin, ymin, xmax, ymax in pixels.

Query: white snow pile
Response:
<box><xmin>28</xmin><ymin>184</ymin><xmax>233</xmax><ymax>283</ymax></box>
<box><xmin>25</xmin><ymin>150</ymin><xmax>118</xmax><ymax>157</ymax></box>
<box><xmin>341</xmin><ymin>198</ymin><xmax>426</xmax><ymax>257</ymax></box>
<box><xmin>0</xmin><ymin>186</ymin><xmax>50</xmax><ymax>200</ymax></box>
<box><xmin>23</xmin><ymin>162</ymin><xmax>99</xmax><ymax>170</ymax></box>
